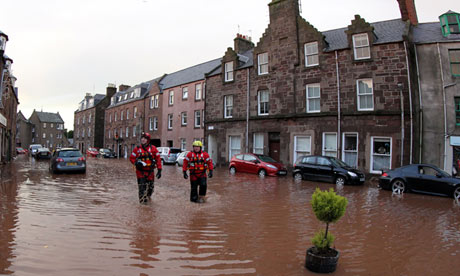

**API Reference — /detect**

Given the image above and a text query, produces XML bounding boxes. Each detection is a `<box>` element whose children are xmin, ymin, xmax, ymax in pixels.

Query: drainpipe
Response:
<box><xmin>335</xmin><ymin>51</ymin><xmax>341</xmax><ymax>159</ymax></box>
<box><xmin>414</xmin><ymin>44</ymin><xmax>423</xmax><ymax>163</ymax></box>
<box><xmin>246</xmin><ymin>68</ymin><xmax>250</xmax><ymax>153</ymax></box>
<box><xmin>399</xmin><ymin>83</ymin><xmax>405</xmax><ymax>167</ymax></box>
<box><xmin>403</xmin><ymin>41</ymin><xmax>414</xmax><ymax>164</ymax></box>
<box><xmin>437</xmin><ymin>43</ymin><xmax>448</xmax><ymax>171</ymax></box>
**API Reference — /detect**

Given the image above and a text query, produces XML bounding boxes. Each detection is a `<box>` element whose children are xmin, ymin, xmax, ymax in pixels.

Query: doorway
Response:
<box><xmin>269</xmin><ymin>132</ymin><xmax>280</xmax><ymax>161</ymax></box>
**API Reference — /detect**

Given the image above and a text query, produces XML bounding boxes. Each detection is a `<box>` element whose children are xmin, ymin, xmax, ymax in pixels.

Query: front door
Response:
<box><xmin>269</xmin><ymin>132</ymin><xmax>281</xmax><ymax>162</ymax></box>
<box><xmin>208</xmin><ymin>135</ymin><xmax>218</xmax><ymax>167</ymax></box>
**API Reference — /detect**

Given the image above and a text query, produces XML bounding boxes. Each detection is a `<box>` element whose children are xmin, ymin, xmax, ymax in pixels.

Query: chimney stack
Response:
<box><xmin>119</xmin><ymin>84</ymin><xmax>131</xmax><ymax>92</ymax></box>
<box><xmin>397</xmin><ymin>0</ymin><xmax>418</xmax><ymax>25</ymax></box>
<box><xmin>234</xmin><ymin>34</ymin><xmax>254</xmax><ymax>54</ymax></box>
<box><xmin>106</xmin><ymin>83</ymin><xmax>117</xmax><ymax>98</ymax></box>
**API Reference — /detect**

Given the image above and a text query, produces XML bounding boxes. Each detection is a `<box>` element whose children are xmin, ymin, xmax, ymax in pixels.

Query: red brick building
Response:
<box><xmin>204</xmin><ymin>0</ymin><xmax>415</xmax><ymax>174</ymax></box>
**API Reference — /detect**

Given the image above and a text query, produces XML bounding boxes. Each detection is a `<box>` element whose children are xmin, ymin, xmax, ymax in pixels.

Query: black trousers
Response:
<box><xmin>138</xmin><ymin>178</ymin><xmax>154</xmax><ymax>203</ymax></box>
<box><xmin>190</xmin><ymin>177</ymin><xmax>207</xmax><ymax>202</ymax></box>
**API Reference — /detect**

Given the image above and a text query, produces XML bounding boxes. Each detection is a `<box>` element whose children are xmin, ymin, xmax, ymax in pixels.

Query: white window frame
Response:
<box><xmin>305</xmin><ymin>41</ymin><xmax>319</xmax><ymax>67</ymax></box>
<box><xmin>121</xmin><ymin>110</ymin><xmax>124</xmax><ymax>120</ymax></box>
<box><xmin>194</xmin><ymin>110</ymin><xmax>201</xmax><ymax>128</ymax></box>
<box><xmin>224</xmin><ymin>95</ymin><xmax>233</xmax><ymax>118</ymax></box>
<box><xmin>293</xmin><ymin>136</ymin><xmax>311</xmax><ymax>164</ymax></box>
<box><xmin>182</xmin><ymin>87</ymin><xmax>188</xmax><ymax>99</ymax></box>
<box><xmin>195</xmin><ymin>84</ymin><xmax>202</xmax><ymax>100</ymax></box>
<box><xmin>357</xmin><ymin>79</ymin><xmax>374</xmax><ymax>111</ymax></box>
<box><xmin>43</xmin><ymin>123</ymin><xmax>47</xmax><ymax>128</ymax></box>
<box><xmin>253</xmin><ymin>133</ymin><xmax>264</xmax><ymax>154</ymax></box>
<box><xmin>149</xmin><ymin>117</ymin><xmax>154</xmax><ymax>131</ymax></box>
<box><xmin>258</xmin><ymin>52</ymin><xmax>269</xmax><ymax>75</ymax></box>
<box><xmin>370</xmin><ymin>136</ymin><xmax>392</xmax><ymax>174</ymax></box>
<box><xmin>225</xmin><ymin>61</ymin><xmax>234</xmax><ymax>82</ymax></box>
<box><xmin>258</xmin><ymin>90</ymin><xmax>269</xmax><ymax>116</ymax></box>
<box><xmin>181</xmin><ymin>112</ymin><xmax>187</xmax><ymax>126</ymax></box>
<box><xmin>352</xmin><ymin>33</ymin><xmax>371</xmax><ymax>60</ymax></box>
<box><xmin>126</xmin><ymin>109</ymin><xmax>129</xmax><ymax>120</ymax></box>
<box><xmin>133</xmin><ymin>126</ymin><xmax>136</xmax><ymax>137</ymax></box>
<box><xmin>43</xmin><ymin>133</ymin><xmax>46</xmax><ymax>138</ymax></box>
<box><xmin>169</xmin><ymin>91</ymin><xmax>174</xmax><ymax>105</ymax></box>
<box><xmin>109</xmin><ymin>113</ymin><xmax>112</xmax><ymax>123</ymax></box>
<box><xmin>306</xmin><ymin>84</ymin><xmax>321</xmax><ymax>113</ymax></box>
<box><xmin>153</xmin><ymin>117</ymin><xmax>158</xmax><ymax>130</ymax></box>
<box><xmin>108</xmin><ymin>130</ymin><xmax>111</xmax><ymax>139</ymax></box>
<box><xmin>228</xmin><ymin>135</ymin><xmax>241</xmax><ymax>161</ymax></box>
<box><xmin>150</xmin><ymin>96</ymin><xmax>155</xmax><ymax>109</ymax></box>
<box><xmin>154</xmin><ymin>95</ymin><xmax>159</xmax><ymax>108</ymax></box>
<box><xmin>168</xmin><ymin>114</ymin><xmax>173</xmax><ymax>130</ymax></box>
<box><xmin>88</xmin><ymin>127</ymin><xmax>91</xmax><ymax>137</ymax></box>
<box><xmin>134</xmin><ymin>107</ymin><xmax>137</xmax><ymax>118</ymax></box>
<box><xmin>126</xmin><ymin>127</ymin><xmax>129</xmax><ymax>138</ymax></box>
<box><xmin>180</xmin><ymin>138</ymin><xmax>186</xmax><ymax>151</ymax></box>
<box><xmin>322</xmin><ymin>132</ymin><xmax>338</xmax><ymax>157</ymax></box>
<box><xmin>342</xmin><ymin>132</ymin><xmax>359</xmax><ymax>168</ymax></box>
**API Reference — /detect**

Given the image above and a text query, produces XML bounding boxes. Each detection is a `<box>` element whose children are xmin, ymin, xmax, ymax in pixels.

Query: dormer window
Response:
<box><xmin>225</xmin><ymin>62</ymin><xmax>234</xmax><ymax>82</ymax></box>
<box><xmin>111</xmin><ymin>96</ymin><xmax>115</xmax><ymax>105</ymax></box>
<box><xmin>130</xmin><ymin>92</ymin><xmax>134</xmax><ymax>98</ymax></box>
<box><xmin>123</xmin><ymin>94</ymin><xmax>128</xmax><ymax>100</ymax></box>
<box><xmin>134</xmin><ymin>87</ymin><xmax>141</xmax><ymax>97</ymax></box>
<box><xmin>352</xmin><ymin>33</ymin><xmax>370</xmax><ymax>60</ymax></box>
<box><xmin>440</xmin><ymin>11</ymin><xmax>460</xmax><ymax>36</ymax></box>
<box><xmin>305</xmin><ymin>42</ymin><xmax>319</xmax><ymax>67</ymax></box>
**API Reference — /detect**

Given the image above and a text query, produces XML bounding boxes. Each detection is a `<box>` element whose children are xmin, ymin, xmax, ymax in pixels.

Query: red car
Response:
<box><xmin>86</xmin><ymin>147</ymin><xmax>99</xmax><ymax>157</ymax></box>
<box><xmin>229</xmin><ymin>153</ymin><xmax>287</xmax><ymax>177</ymax></box>
<box><xmin>16</xmin><ymin>147</ymin><xmax>26</xmax><ymax>154</ymax></box>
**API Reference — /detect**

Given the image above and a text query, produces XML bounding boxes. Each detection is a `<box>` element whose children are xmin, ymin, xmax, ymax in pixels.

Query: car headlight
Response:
<box><xmin>267</xmin><ymin>164</ymin><xmax>277</xmax><ymax>169</ymax></box>
<box><xmin>347</xmin><ymin>171</ymin><xmax>357</xmax><ymax>177</ymax></box>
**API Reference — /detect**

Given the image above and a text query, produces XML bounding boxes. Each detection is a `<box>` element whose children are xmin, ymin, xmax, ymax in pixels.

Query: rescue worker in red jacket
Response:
<box><xmin>129</xmin><ymin>132</ymin><xmax>162</xmax><ymax>204</ymax></box>
<box><xmin>182</xmin><ymin>140</ymin><xmax>213</xmax><ymax>203</ymax></box>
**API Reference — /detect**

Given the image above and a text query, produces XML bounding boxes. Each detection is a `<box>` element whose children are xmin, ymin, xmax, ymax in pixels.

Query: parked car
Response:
<box><xmin>99</xmin><ymin>148</ymin><xmax>117</xmax><ymax>158</ymax></box>
<box><xmin>158</xmin><ymin>147</ymin><xmax>182</xmax><ymax>165</ymax></box>
<box><xmin>29</xmin><ymin>144</ymin><xmax>43</xmax><ymax>157</ymax></box>
<box><xmin>35</xmin><ymin>147</ymin><xmax>52</xmax><ymax>159</ymax></box>
<box><xmin>16</xmin><ymin>147</ymin><xmax>26</xmax><ymax>154</ymax></box>
<box><xmin>86</xmin><ymin>147</ymin><xmax>99</xmax><ymax>157</ymax></box>
<box><xmin>379</xmin><ymin>164</ymin><xmax>460</xmax><ymax>200</ymax></box>
<box><xmin>50</xmin><ymin>148</ymin><xmax>86</xmax><ymax>173</ymax></box>
<box><xmin>176</xmin><ymin>151</ymin><xmax>190</xmax><ymax>166</ymax></box>
<box><xmin>293</xmin><ymin>155</ymin><xmax>365</xmax><ymax>185</ymax></box>
<box><xmin>229</xmin><ymin>153</ymin><xmax>287</xmax><ymax>177</ymax></box>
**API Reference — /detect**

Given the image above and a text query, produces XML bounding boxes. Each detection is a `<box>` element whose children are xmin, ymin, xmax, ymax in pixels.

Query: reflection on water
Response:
<box><xmin>0</xmin><ymin>155</ymin><xmax>459</xmax><ymax>275</ymax></box>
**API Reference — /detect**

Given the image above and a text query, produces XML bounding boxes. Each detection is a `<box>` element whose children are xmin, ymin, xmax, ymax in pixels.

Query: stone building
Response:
<box><xmin>412</xmin><ymin>10</ymin><xmax>460</xmax><ymax>173</ymax></box>
<box><xmin>204</xmin><ymin>0</ymin><xmax>416</xmax><ymax>174</ymax></box>
<box><xmin>16</xmin><ymin>111</ymin><xmax>32</xmax><ymax>150</ymax></box>
<box><xmin>28</xmin><ymin>110</ymin><xmax>66</xmax><ymax>151</ymax></box>
<box><xmin>74</xmin><ymin>84</ymin><xmax>116</xmax><ymax>152</ymax></box>
<box><xmin>0</xmin><ymin>30</ymin><xmax>19</xmax><ymax>162</ymax></box>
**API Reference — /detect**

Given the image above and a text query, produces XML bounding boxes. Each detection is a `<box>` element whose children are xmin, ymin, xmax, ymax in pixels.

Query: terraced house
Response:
<box><xmin>204</xmin><ymin>0</ymin><xmax>418</xmax><ymax>173</ymax></box>
<box><xmin>28</xmin><ymin>110</ymin><xmax>66</xmax><ymax>151</ymax></box>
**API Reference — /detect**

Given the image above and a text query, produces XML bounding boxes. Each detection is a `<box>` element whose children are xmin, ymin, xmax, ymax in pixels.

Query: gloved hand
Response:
<box><xmin>135</xmin><ymin>160</ymin><xmax>144</xmax><ymax>170</ymax></box>
<box><xmin>208</xmin><ymin>170</ymin><xmax>213</xmax><ymax>178</ymax></box>
<box><xmin>156</xmin><ymin>169</ymin><xmax>162</xmax><ymax>179</ymax></box>
<box><xmin>183</xmin><ymin>171</ymin><xmax>188</xmax><ymax>179</ymax></box>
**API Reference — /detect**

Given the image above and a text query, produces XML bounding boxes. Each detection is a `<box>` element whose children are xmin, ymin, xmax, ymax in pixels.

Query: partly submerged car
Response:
<box><xmin>229</xmin><ymin>153</ymin><xmax>287</xmax><ymax>177</ymax></box>
<box><xmin>50</xmin><ymin>148</ymin><xmax>86</xmax><ymax>174</ymax></box>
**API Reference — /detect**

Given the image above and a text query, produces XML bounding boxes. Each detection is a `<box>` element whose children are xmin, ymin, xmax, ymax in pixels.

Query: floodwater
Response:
<box><xmin>1</xmin><ymin>155</ymin><xmax>459</xmax><ymax>276</ymax></box>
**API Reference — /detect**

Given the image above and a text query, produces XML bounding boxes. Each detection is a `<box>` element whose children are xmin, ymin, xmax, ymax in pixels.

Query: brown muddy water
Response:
<box><xmin>1</xmin><ymin>155</ymin><xmax>459</xmax><ymax>275</ymax></box>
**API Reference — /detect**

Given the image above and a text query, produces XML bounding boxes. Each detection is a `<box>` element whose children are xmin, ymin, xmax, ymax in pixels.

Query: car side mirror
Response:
<box><xmin>253</xmin><ymin>160</ymin><xmax>260</xmax><ymax>164</ymax></box>
<box><xmin>436</xmin><ymin>173</ymin><xmax>442</xmax><ymax>178</ymax></box>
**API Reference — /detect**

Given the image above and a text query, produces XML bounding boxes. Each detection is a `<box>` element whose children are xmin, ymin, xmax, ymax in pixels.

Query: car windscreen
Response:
<box><xmin>256</xmin><ymin>155</ymin><xmax>277</xmax><ymax>163</ymax></box>
<box><xmin>58</xmin><ymin>150</ymin><xmax>83</xmax><ymax>158</ymax></box>
<box><xmin>30</xmin><ymin>145</ymin><xmax>42</xmax><ymax>150</ymax></box>
<box><xmin>330</xmin><ymin>158</ymin><xmax>350</xmax><ymax>167</ymax></box>
<box><xmin>170</xmin><ymin>148</ymin><xmax>182</xmax><ymax>154</ymax></box>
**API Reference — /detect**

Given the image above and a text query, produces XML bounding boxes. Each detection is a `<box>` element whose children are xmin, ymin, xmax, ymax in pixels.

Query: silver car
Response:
<box><xmin>158</xmin><ymin>147</ymin><xmax>182</xmax><ymax>165</ymax></box>
<box><xmin>49</xmin><ymin>148</ymin><xmax>86</xmax><ymax>173</ymax></box>
<box><xmin>176</xmin><ymin>151</ymin><xmax>190</xmax><ymax>166</ymax></box>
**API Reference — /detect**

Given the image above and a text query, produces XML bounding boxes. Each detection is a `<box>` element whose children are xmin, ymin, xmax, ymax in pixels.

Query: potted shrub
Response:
<box><xmin>305</xmin><ymin>188</ymin><xmax>348</xmax><ymax>273</ymax></box>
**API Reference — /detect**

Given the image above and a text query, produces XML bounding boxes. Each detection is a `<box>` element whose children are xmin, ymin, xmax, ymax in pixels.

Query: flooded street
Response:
<box><xmin>1</xmin><ymin>155</ymin><xmax>460</xmax><ymax>275</ymax></box>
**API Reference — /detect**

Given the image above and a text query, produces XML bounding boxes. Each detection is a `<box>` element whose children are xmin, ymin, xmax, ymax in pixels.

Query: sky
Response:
<box><xmin>2</xmin><ymin>0</ymin><xmax>459</xmax><ymax>130</ymax></box>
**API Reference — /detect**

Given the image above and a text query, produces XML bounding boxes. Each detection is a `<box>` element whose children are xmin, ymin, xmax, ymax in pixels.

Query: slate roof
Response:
<box><xmin>412</xmin><ymin>22</ymin><xmax>460</xmax><ymax>44</ymax></box>
<box><xmin>108</xmin><ymin>78</ymin><xmax>160</xmax><ymax>108</ymax></box>
<box><xmin>35</xmin><ymin>111</ymin><xmax>64</xmax><ymax>124</ymax></box>
<box><xmin>206</xmin><ymin>50</ymin><xmax>253</xmax><ymax>77</ymax></box>
<box><xmin>160</xmin><ymin>58</ymin><xmax>221</xmax><ymax>90</ymax></box>
<box><xmin>93</xmin><ymin>94</ymin><xmax>106</xmax><ymax>105</ymax></box>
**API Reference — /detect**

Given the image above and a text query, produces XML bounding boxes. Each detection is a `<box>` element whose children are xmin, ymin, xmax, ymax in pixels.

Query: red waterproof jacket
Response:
<box><xmin>182</xmin><ymin>151</ymin><xmax>214</xmax><ymax>181</ymax></box>
<box><xmin>130</xmin><ymin>144</ymin><xmax>162</xmax><ymax>180</ymax></box>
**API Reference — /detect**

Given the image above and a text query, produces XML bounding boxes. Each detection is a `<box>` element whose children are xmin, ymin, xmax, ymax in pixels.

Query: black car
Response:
<box><xmin>35</xmin><ymin>147</ymin><xmax>52</xmax><ymax>159</ymax></box>
<box><xmin>49</xmin><ymin>148</ymin><xmax>86</xmax><ymax>174</ymax></box>
<box><xmin>99</xmin><ymin>148</ymin><xmax>117</xmax><ymax>158</ymax></box>
<box><xmin>379</xmin><ymin>164</ymin><xmax>460</xmax><ymax>200</ymax></box>
<box><xmin>293</xmin><ymin>155</ymin><xmax>365</xmax><ymax>185</ymax></box>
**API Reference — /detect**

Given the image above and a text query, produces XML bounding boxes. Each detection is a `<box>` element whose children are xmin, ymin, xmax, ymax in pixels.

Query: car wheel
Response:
<box><xmin>294</xmin><ymin>172</ymin><xmax>302</xmax><ymax>181</ymax></box>
<box><xmin>453</xmin><ymin>186</ymin><xmax>460</xmax><ymax>201</ymax></box>
<box><xmin>391</xmin><ymin>179</ymin><xmax>406</xmax><ymax>194</ymax></box>
<box><xmin>335</xmin><ymin>176</ymin><xmax>345</xmax><ymax>186</ymax></box>
<box><xmin>229</xmin><ymin>166</ymin><xmax>236</xmax><ymax>174</ymax></box>
<box><xmin>259</xmin><ymin>169</ymin><xmax>267</xmax><ymax>177</ymax></box>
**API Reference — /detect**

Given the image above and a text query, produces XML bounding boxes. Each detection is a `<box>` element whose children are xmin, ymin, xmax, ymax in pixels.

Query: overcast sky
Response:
<box><xmin>2</xmin><ymin>0</ymin><xmax>458</xmax><ymax>130</ymax></box>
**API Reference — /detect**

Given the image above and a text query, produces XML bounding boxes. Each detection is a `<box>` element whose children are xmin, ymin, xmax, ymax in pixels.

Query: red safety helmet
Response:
<box><xmin>141</xmin><ymin>132</ymin><xmax>151</xmax><ymax>141</ymax></box>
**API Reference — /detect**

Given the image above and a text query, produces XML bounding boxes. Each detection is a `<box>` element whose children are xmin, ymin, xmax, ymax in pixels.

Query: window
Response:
<box><xmin>115</xmin><ymin>112</ymin><xmax>117</xmax><ymax>121</ymax></box>
<box><xmin>149</xmin><ymin>117</ymin><xmax>154</xmax><ymax>131</ymax></box>
<box><xmin>440</xmin><ymin>13</ymin><xmax>460</xmax><ymax>36</ymax></box>
<box><xmin>168</xmin><ymin>114</ymin><xmax>173</xmax><ymax>129</ymax></box>
<box><xmin>450</xmin><ymin>49</ymin><xmax>460</xmax><ymax>76</ymax></box>
<box><xmin>126</xmin><ymin>127</ymin><xmax>129</xmax><ymax>138</ymax></box>
<box><xmin>258</xmin><ymin>90</ymin><xmax>269</xmax><ymax>115</ymax></box>
<box><xmin>51</xmin><ymin>123</ymin><xmax>54</xmax><ymax>128</ymax></box>
<box><xmin>229</xmin><ymin>136</ymin><xmax>241</xmax><ymax>161</ymax></box>
<box><xmin>456</xmin><ymin>98</ymin><xmax>460</xmax><ymax>125</ymax></box>
<box><xmin>342</xmin><ymin>133</ymin><xmax>358</xmax><ymax>168</ymax></box>
<box><xmin>111</xmin><ymin>96</ymin><xmax>115</xmax><ymax>105</ymax></box>
<box><xmin>88</xmin><ymin>127</ymin><xmax>91</xmax><ymax>137</ymax></box>
<box><xmin>133</xmin><ymin>126</ymin><xmax>136</xmax><ymax>137</ymax></box>
<box><xmin>154</xmin><ymin>95</ymin><xmax>159</xmax><ymax>108</ymax></box>
<box><xmin>82</xmin><ymin>129</ymin><xmax>85</xmax><ymax>137</ymax></box>
<box><xmin>43</xmin><ymin>123</ymin><xmax>47</xmax><ymax>128</ymax></box>
<box><xmin>181</xmin><ymin>138</ymin><xmax>186</xmax><ymax>151</ymax></box>
<box><xmin>150</xmin><ymin>96</ymin><xmax>155</xmax><ymax>109</ymax></box>
<box><xmin>253</xmin><ymin>133</ymin><xmax>264</xmax><ymax>154</ymax></box>
<box><xmin>371</xmin><ymin>137</ymin><xmax>392</xmax><ymax>173</ymax></box>
<box><xmin>43</xmin><ymin>133</ymin><xmax>46</xmax><ymax>138</ymax></box>
<box><xmin>126</xmin><ymin>109</ymin><xmax>129</xmax><ymax>120</ymax></box>
<box><xmin>294</xmin><ymin>136</ymin><xmax>311</xmax><ymax>164</ymax></box>
<box><xmin>154</xmin><ymin>117</ymin><xmax>158</xmax><ymax>130</ymax></box>
<box><xmin>195</xmin><ymin>84</ymin><xmax>202</xmax><ymax>100</ymax></box>
<box><xmin>203</xmin><ymin>84</ymin><xmax>206</xmax><ymax>99</ymax></box>
<box><xmin>124</xmin><ymin>94</ymin><xmax>128</xmax><ymax>100</ymax></box>
<box><xmin>121</xmin><ymin>110</ymin><xmax>124</xmax><ymax>120</ymax></box>
<box><xmin>306</xmin><ymin>84</ymin><xmax>321</xmax><ymax>113</ymax></box>
<box><xmin>181</xmin><ymin>112</ymin><xmax>188</xmax><ymax>126</ymax></box>
<box><xmin>224</xmin><ymin>95</ymin><xmax>233</xmax><ymax>118</ymax></box>
<box><xmin>78</xmin><ymin>117</ymin><xmax>80</xmax><ymax>125</ymax></box>
<box><xmin>120</xmin><ymin>128</ymin><xmax>123</xmax><ymax>138</ymax></box>
<box><xmin>225</xmin><ymin>62</ymin><xmax>234</xmax><ymax>82</ymax></box>
<box><xmin>357</xmin><ymin>79</ymin><xmax>374</xmax><ymax>111</ymax></box>
<box><xmin>194</xmin><ymin>110</ymin><xmax>201</xmax><ymax>127</ymax></box>
<box><xmin>352</xmin><ymin>33</ymin><xmax>370</xmax><ymax>60</ymax></box>
<box><xmin>134</xmin><ymin>107</ymin><xmax>137</xmax><ymax>118</ymax></box>
<box><xmin>108</xmin><ymin>130</ymin><xmax>111</xmax><ymax>139</ymax></box>
<box><xmin>305</xmin><ymin>42</ymin><xmax>319</xmax><ymax>66</ymax></box>
<box><xmin>89</xmin><ymin>114</ymin><xmax>91</xmax><ymax>123</ymax></box>
<box><xmin>322</xmin><ymin>133</ymin><xmax>337</xmax><ymax>157</ymax></box>
<box><xmin>109</xmin><ymin>113</ymin><xmax>112</xmax><ymax>123</ymax></box>
<box><xmin>169</xmin><ymin>91</ymin><xmax>174</xmax><ymax>105</ymax></box>
<box><xmin>258</xmin><ymin>52</ymin><xmax>268</xmax><ymax>75</ymax></box>
<box><xmin>182</xmin><ymin>87</ymin><xmax>188</xmax><ymax>99</ymax></box>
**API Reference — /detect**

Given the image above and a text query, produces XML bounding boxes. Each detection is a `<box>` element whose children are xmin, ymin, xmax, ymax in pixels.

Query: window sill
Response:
<box><xmin>353</xmin><ymin>58</ymin><xmax>373</xmax><ymax>63</ymax></box>
<box><xmin>305</xmin><ymin>64</ymin><xmax>319</xmax><ymax>68</ymax></box>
